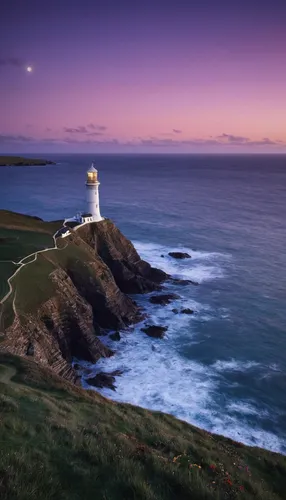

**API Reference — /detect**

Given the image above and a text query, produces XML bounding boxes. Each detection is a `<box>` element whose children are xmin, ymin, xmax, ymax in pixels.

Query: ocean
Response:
<box><xmin>1</xmin><ymin>153</ymin><xmax>286</xmax><ymax>453</ymax></box>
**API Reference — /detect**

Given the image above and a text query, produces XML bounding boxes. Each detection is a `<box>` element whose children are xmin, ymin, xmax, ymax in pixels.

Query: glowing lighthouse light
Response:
<box><xmin>86</xmin><ymin>163</ymin><xmax>103</xmax><ymax>222</ymax></box>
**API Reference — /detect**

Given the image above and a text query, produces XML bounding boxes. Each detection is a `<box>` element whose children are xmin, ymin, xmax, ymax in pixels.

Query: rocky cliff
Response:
<box><xmin>77</xmin><ymin>219</ymin><xmax>166</xmax><ymax>293</ymax></box>
<box><xmin>0</xmin><ymin>218</ymin><xmax>167</xmax><ymax>383</ymax></box>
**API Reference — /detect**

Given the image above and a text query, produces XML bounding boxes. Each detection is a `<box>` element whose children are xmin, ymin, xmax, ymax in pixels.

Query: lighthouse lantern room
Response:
<box><xmin>86</xmin><ymin>163</ymin><xmax>103</xmax><ymax>222</ymax></box>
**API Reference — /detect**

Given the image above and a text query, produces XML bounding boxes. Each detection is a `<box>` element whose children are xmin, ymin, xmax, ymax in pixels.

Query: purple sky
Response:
<box><xmin>1</xmin><ymin>0</ymin><xmax>286</xmax><ymax>153</ymax></box>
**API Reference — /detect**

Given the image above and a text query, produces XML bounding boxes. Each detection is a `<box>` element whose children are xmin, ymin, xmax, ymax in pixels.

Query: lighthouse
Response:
<box><xmin>85</xmin><ymin>163</ymin><xmax>103</xmax><ymax>222</ymax></box>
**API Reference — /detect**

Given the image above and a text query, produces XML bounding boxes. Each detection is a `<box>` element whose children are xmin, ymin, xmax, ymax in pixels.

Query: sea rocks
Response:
<box><xmin>149</xmin><ymin>293</ymin><xmax>180</xmax><ymax>305</ymax></box>
<box><xmin>86</xmin><ymin>370</ymin><xmax>123</xmax><ymax>391</ymax></box>
<box><xmin>141</xmin><ymin>325</ymin><xmax>168</xmax><ymax>338</ymax></box>
<box><xmin>172</xmin><ymin>308</ymin><xmax>194</xmax><ymax>315</ymax></box>
<box><xmin>171</xmin><ymin>277</ymin><xmax>199</xmax><ymax>286</ymax></box>
<box><xmin>110</xmin><ymin>331</ymin><xmax>121</xmax><ymax>341</ymax></box>
<box><xmin>181</xmin><ymin>308</ymin><xmax>194</xmax><ymax>315</ymax></box>
<box><xmin>168</xmin><ymin>252</ymin><xmax>191</xmax><ymax>259</ymax></box>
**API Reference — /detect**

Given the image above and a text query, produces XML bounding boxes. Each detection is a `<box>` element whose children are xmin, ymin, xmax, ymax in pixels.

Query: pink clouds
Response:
<box><xmin>1</xmin><ymin>1</ymin><xmax>286</xmax><ymax>153</ymax></box>
<box><xmin>0</xmin><ymin>130</ymin><xmax>285</xmax><ymax>154</ymax></box>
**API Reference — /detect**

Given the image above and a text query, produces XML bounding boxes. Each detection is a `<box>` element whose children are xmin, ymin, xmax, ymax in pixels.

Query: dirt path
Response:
<box><xmin>0</xmin><ymin>232</ymin><xmax>68</xmax><ymax>316</ymax></box>
<box><xmin>0</xmin><ymin>236</ymin><xmax>57</xmax><ymax>307</ymax></box>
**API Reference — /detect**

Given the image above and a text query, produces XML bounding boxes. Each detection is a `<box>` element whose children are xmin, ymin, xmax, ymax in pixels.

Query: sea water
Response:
<box><xmin>1</xmin><ymin>154</ymin><xmax>286</xmax><ymax>453</ymax></box>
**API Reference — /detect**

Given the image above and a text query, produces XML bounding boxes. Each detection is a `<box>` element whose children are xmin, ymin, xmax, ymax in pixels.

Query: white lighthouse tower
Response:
<box><xmin>85</xmin><ymin>163</ymin><xmax>103</xmax><ymax>222</ymax></box>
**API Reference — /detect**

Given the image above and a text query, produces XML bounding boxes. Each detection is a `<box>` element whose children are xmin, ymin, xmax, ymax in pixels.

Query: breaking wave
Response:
<box><xmin>79</xmin><ymin>240</ymin><xmax>286</xmax><ymax>455</ymax></box>
<box><xmin>133</xmin><ymin>241</ymin><xmax>229</xmax><ymax>284</ymax></box>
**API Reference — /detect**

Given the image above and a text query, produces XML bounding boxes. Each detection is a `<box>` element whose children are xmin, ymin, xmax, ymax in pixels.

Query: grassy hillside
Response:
<box><xmin>0</xmin><ymin>210</ymin><xmax>61</xmax><ymax>233</ymax></box>
<box><xmin>0</xmin><ymin>353</ymin><xmax>286</xmax><ymax>500</ymax></box>
<box><xmin>0</xmin><ymin>227</ymin><xmax>54</xmax><ymax>262</ymax></box>
<box><xmin>0</xmin><ymin>226</ymin><xmax>110</xmax><ymax>331</ymax></box>
<box><xmin>0</xmin><ymin>212</ymin><xmax>63</xmax><ymax>303</ymax></box>
<box><xmin>0</xmin><ymin>156</ymin><xmax>55</xmax><ymax>166</ymax></box>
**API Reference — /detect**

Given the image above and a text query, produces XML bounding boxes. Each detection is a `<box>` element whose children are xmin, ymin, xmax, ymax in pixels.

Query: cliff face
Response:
<box><xmin>0</xmin><ymin>219</ymin><xmax>167</xmax><ymax>383</ymax></box>
<box><xmin>77</xmin><ymin>220</ymin><xmax>166</xmax><ymax>293</ymax></box>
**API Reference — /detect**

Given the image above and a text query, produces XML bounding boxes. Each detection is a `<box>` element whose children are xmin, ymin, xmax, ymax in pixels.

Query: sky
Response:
<box><xmin>0</xmin><ymin>0</ymin><xmax>286</xmax><ymax>154</ymax></box>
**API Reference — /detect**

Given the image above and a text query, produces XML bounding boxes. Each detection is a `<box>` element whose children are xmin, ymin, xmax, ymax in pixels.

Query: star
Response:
<box><xmin>26</xmin><ymin>66</ymin><xmax>32</xmax><ymax>72</ymax></box>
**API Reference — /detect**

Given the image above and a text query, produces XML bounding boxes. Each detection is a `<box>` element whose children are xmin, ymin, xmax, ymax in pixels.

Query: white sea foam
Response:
<box><xmin>227</xmin><ymin>401</ymin><xmax>270</xmax><ymax>418</ymax></box>
<box><xmin>133</xmin><ymin>241</ymin><xmax>230</xmax><ymax>284</ymax></box>
<box><xmin>213</xmin><ymin>359</ymin><xmax>260</xmax><ymax>372</ymax></box>
<box><xmin>82</xmin><ymin>326</ymin><xmax>286</xmax><ymax>454</ymax></box>
<box><xmin>268</xmin><ymin>363</ymin><xmax>282</xmax><ymax>372</ymax></box>
<box><xmin>259</xmin><ymin>362</ymin><xmax>283</xmax><ymax>380</ymax></box>
<box><xmin>79</xmin><ymin>240</ymin><xmax>286</xmax><ymax>454</ymax></box>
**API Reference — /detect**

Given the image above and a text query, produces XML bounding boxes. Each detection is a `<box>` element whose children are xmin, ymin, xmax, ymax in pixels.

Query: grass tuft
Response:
<box><xmin>0</xmin><ymin>353</ymin><xmax>285</xmax><ymax>499</ymax></box>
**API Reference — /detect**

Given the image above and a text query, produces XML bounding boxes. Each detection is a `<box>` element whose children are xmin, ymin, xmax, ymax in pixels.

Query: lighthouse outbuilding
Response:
<box><xmin>86</xmin><ymin>163</ymin><xmax>103</xmax><ymax>222</ymax></box>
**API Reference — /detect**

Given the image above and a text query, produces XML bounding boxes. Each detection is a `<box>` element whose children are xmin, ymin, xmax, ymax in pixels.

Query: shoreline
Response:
<box><xmin>78</xmin><ymin>242</ymin><xmax>286</xmax><ymax>457</ymax></box>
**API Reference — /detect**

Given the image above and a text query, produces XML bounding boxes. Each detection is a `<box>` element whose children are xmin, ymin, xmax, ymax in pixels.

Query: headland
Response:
<box><xmin>0</xmin><ymin>155</ymin><xmax>56</xmax><ymax>166</ymax></box>
<box><xmin>0</xmin><ymin>209</ymin><xmax>285</xmax><ymax>500</ymax></box>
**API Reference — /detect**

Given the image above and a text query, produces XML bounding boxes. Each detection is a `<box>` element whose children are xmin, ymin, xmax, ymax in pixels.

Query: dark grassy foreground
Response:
<box><xmin>0</xmin><ymin>156</ymin><xmax>55</xmax><ymax>166</ymax></box>
<box><xmin>0</xmin><ymin>354</ymin><xmax>286</xmax><ymax>500</ymax></box>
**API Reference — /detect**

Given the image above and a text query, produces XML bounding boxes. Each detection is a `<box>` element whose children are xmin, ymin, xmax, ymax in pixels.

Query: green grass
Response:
<box><xmin>13</xmin><ymin>254</ymin><xmax>57</xmax><ymax>316</ymax></box>
<box><xmin>0</xmin><ymin>286</ymin><xmax>15</xmax><ymax>332</ymax></box>
<box><xmin>0</xmin><ymin>262</ymin><xmax>18</xmax><ymax>301</ymax></box>
<box><xmin>0</xmin><ymin>212</ymin><xmax>63</xmax><ymax>326</ymax></box>
<box><xmin>0</xmin><ymin>232</ymin><xmax>100</xmax><ymax>329</ymax></box>
<box><xmin>0</xmin><ymin>353</ymin><xmax>285</xmax><ymax>500</ymax></box>
<box><xmin>0</xmin><ymin>224</ymin><xmax>56</xmax><ymax>312</ymax></box>
<box><xmin>0</xmin><ymin>227</ymin><xmax>54</xmax><ymax>262</ymax></box>
<box><xmin>0</xmin><ymin>210</ymin><xmax>62</xmax><ymax>234</ymax></box>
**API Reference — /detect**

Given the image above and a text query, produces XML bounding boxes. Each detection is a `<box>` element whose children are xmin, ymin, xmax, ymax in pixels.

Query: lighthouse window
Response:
<box><xmin>87</xmin><ymin>172</ymin><xmax>97</xmax><ymax>182</ymax></box>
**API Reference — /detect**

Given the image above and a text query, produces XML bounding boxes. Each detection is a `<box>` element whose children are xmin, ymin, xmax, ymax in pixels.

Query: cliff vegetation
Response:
<box><xmin>0</xmin><ymin>352</ymin><xmax>285</xmax><ymax>500</ymax></box>
<box><xmin>0</xmin><ymin>211</ymin><xmax>166</xmax><ymax>383</ymax></box>
<box><xmin>0</xmin><ymin>211</ymin><xmax>286</xmax><ymax>498</ymax></box>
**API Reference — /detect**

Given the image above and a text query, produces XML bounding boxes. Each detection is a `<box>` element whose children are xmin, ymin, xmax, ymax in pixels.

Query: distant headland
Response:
<box><xmin>0</xmin><ymin>155</ymin><xmax>56</xmax><ymax>166</ymax></box>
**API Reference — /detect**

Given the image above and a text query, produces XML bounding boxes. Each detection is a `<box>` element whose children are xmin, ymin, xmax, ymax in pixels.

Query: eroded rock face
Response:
<box><xmin>141</xmin><ymin>325</ymin><xmax>168</xmax><ymax>338</ymax></box>
<box><xmin>78</xmin><ymin>220</ymin><xmax>168</xmax><ymax>293</ymax></box>
<box><xmin>1</xmin><ymin>269</ymin><xmax>114</xmax><ymax>384</ymax></box>
<box><xmin>168</xmin><ymin>252</ymin><xmax>191</xmax><ymax>259</ymax></box>
<box><xmin>1</xmin><ymin>219</ymin><xmax>167</xmax><ymax>383</ymax></box>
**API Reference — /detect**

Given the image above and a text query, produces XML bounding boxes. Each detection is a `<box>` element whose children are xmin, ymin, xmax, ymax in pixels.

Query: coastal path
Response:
<box><xmin>0</xmin><ymin>230</ymin><xmax>69</xmax><ymax>318</ymax></box>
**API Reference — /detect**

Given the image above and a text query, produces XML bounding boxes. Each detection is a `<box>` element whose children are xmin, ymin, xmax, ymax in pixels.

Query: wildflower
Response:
<box><xmin>239</xmin><ymin>485</ymin><xmax>244</xmax><ymax>491</ymax></box>
<box><xmin>209</xmin><ymin>464</ymin><xmax>216</xmax><ymax>470</ymax></box>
